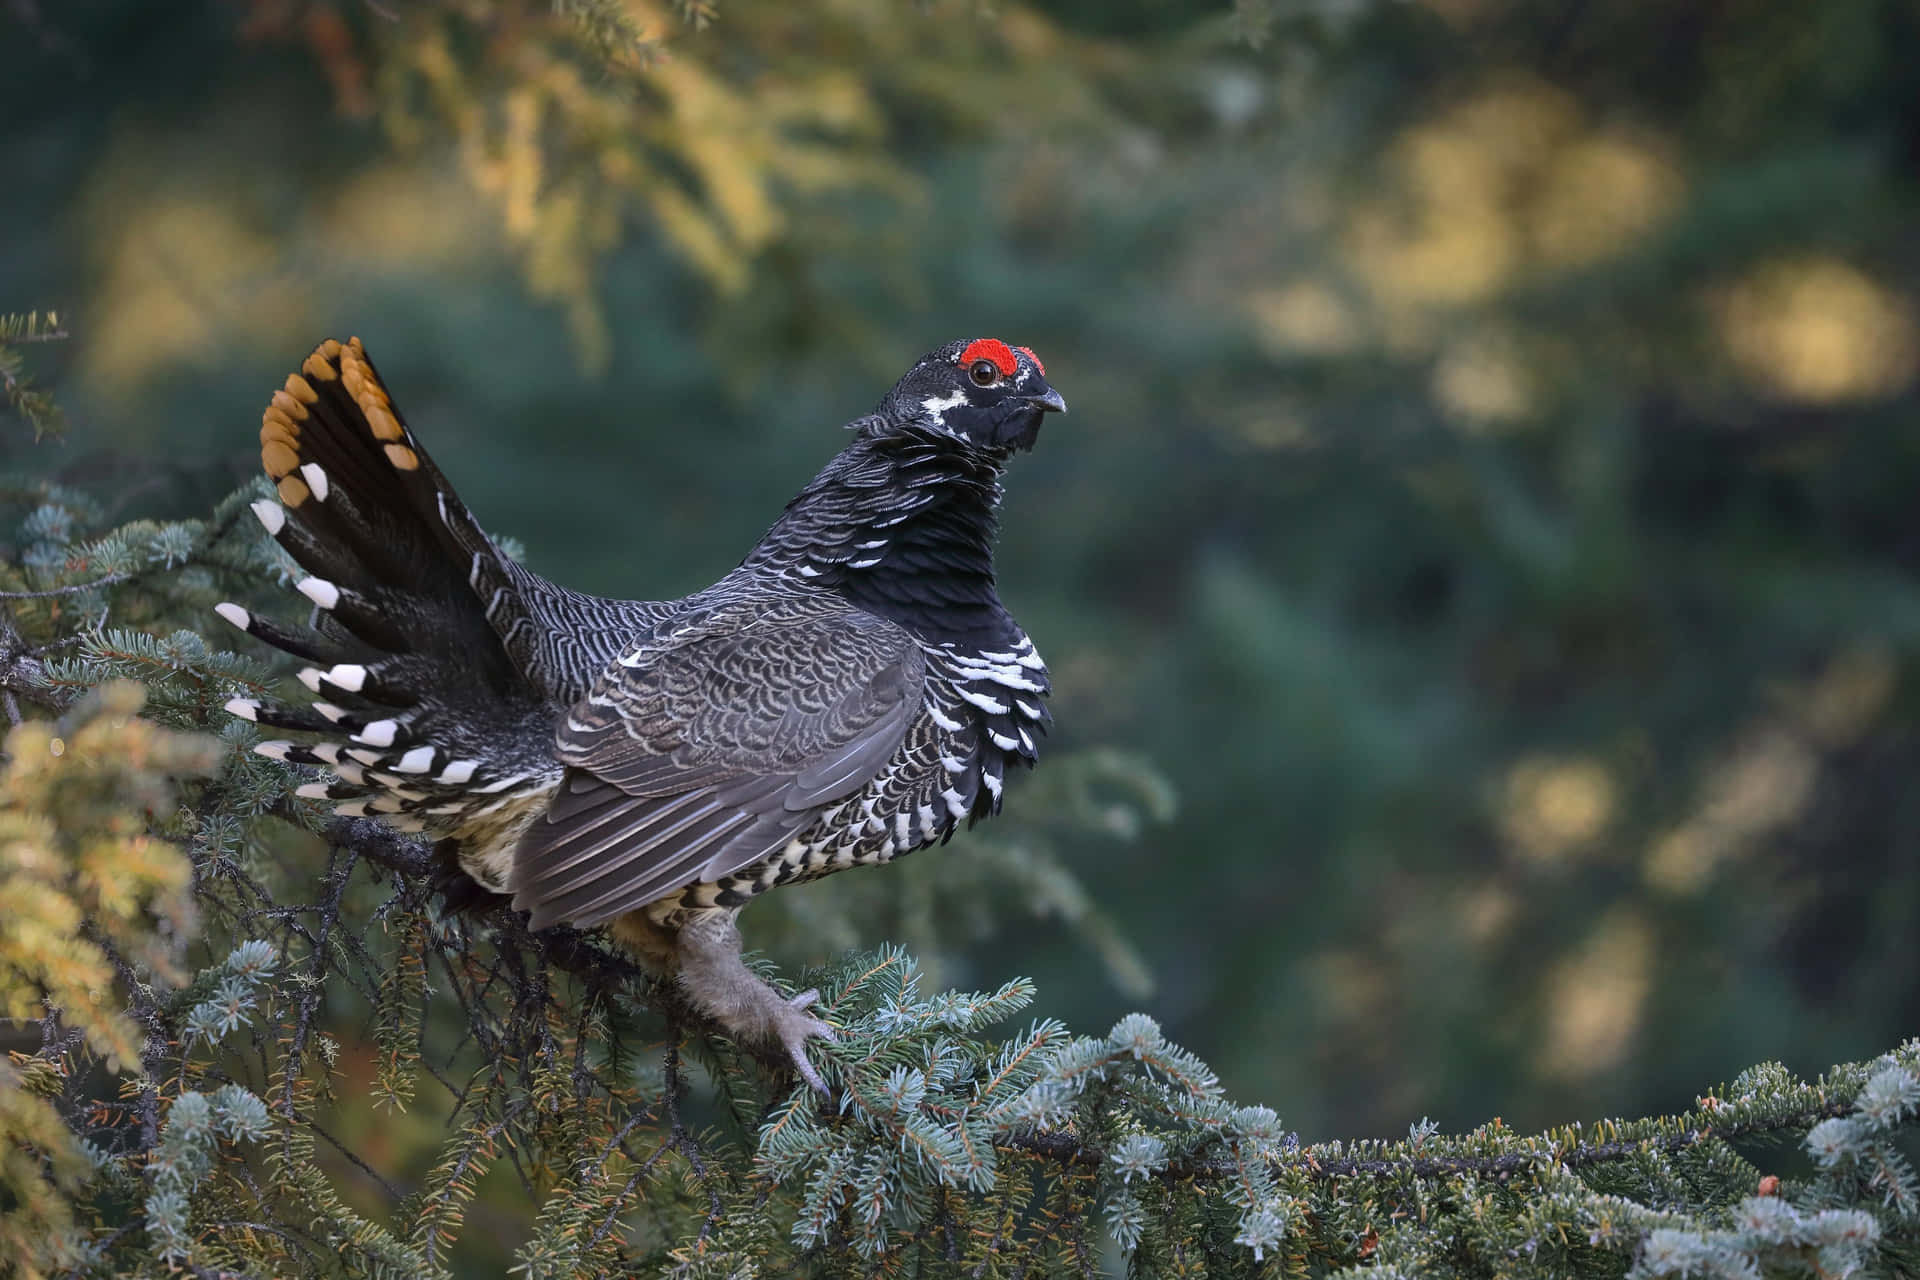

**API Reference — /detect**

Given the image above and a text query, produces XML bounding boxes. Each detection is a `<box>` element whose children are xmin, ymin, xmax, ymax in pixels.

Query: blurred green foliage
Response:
<box><xmin>0</xmin><ymin>311</ymin><xmax>68</xmax><ymax>437</ymax></box>
<box><xmin>4</xmin><ymin>0</ymin><xmax>1919</xmax><ymax>1218</ymax></box>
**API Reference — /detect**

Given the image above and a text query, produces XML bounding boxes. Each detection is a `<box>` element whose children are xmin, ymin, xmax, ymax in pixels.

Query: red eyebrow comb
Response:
<box><xmin>958</xmin><ymin>339</ymin><xmax>1018</xmax><ymax>377</ymax></box>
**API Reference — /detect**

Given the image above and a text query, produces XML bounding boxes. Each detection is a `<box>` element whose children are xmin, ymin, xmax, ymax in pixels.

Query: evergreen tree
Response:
<box><xmin>4</xmin><ymin>0</ymin><xmax>1920</xmax><ymax>1274</ymax></box>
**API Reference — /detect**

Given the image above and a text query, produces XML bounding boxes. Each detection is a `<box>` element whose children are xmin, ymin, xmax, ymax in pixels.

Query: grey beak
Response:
<box><xmin>1028</xmin><ymin>388</ymin><xmax>1068</xmax><ymax>414</ymax></box>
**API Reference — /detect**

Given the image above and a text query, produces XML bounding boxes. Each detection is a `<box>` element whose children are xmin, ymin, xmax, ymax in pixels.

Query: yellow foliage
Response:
<box><xmin>78</xmin><ymin>190</ymin><xmax>312</xmax><ymax>399</ymax></box>
<box><xmin>1344</xmin><ymin>78</ymin><xmax>1681</xmax><ymax>337</ymax></box>
<box><xmin>0</xmin><ymin>682</ymin><xmax>216</xmax><ymax>1276</ymax></box>
<box><xmin>0</xmin><ymin>680</ymin><xmax>213</xmax><ymax>1066</ymax></box>
<box><xmin>0</xmin><ymin>1058</ymin><xmax>92</xmax><ymax>1280</ymax></box>
<box><xmin>360</xmin><ymin>0</ymin><xmax>1093</xmax><ymax>369</ymax></box>
<box><xmin>371</xmin><ymin>0</ymin><xmax>923</xmax><ymax>369</ymax></box>
<box><xmin>74</xmin><ymin>0</ymin><xmax>1114</xmax><ymax>391</ymax></box>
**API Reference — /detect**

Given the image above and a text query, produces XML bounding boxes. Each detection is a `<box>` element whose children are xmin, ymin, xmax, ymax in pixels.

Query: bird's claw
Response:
<box><xmin>775</xmin><ymin>987</ymin><xmax>837</xmax><ymax>1094</ymax></box>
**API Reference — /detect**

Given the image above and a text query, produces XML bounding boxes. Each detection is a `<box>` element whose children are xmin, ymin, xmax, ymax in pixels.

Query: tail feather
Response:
<box><xmin>213</xmin><ymin>602</ymin><xmax>334</xmax><ymax>665</ymax></box>
<box><xmin>287</xmin><ymin>575</ymin><xmax>421</xmax><ymax>659</ymax></box>
<box><xmin>292</xmin><ymin>654</ymin><xmax>425</xmax><ymax>708</ymax></box>
<box><xmin>255</xmin><ymin>483</ymin><xmax>399</xmax><ymax>600</ymax></box>
<box><xmin>222</xmin><ymin>337</ymin><xmax>566</xmax><ymax>889</ymax></box>
<box><xmin>223</xmin><ymin>693</ymin><xmax>371</xmax><ymax>737</ymax></box>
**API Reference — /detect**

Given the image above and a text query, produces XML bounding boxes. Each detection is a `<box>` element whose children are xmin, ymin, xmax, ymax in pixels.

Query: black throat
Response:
<box><xmin>748</xmin><ymin>426</ymin><xmax>1022</xmax><ymax>649</ymax></box>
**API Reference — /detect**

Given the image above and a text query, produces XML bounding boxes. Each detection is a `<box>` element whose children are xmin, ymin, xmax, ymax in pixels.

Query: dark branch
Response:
<box><xmin>0</xmin><ymin>573</ymin><xmax>135</xmax><ymax>600</ymax></box>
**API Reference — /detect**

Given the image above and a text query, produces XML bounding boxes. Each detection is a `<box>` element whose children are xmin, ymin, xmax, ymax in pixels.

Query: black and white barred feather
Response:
<box><xmin>222</xmin><ymin>336</ymin><xmax>1062</xmax><ymax>931</ymax></box>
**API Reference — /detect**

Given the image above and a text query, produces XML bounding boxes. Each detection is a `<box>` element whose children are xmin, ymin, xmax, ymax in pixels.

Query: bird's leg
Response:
<box><xmin>672</xmin><ymin>909</ymin><xmax>837</xmax><ymax>1093</ymax></box>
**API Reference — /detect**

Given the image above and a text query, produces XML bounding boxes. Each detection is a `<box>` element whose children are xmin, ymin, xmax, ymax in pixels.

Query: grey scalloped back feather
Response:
<box><xmin>514</xmin><ymin>598</ymin><xmax>923</xmax><ymax>927</ymax></box>
<box><xmin>221</xmin><ymin>335</ymin><xmax>1060</xmax><ymax>931</ymax></box>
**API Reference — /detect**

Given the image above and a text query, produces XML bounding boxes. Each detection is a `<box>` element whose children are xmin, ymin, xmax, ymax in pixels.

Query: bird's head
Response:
<box><xmin>872</xmin><ymin>339</ymin><xmax>1066</xmax><ymax>453</ymax></box>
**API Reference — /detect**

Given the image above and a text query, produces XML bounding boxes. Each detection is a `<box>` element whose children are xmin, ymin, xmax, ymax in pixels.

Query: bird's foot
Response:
<box><xmin>673</xmin><ymin>910</ymin><xmax>838</xmax><ymax>1093</ymax></box>
<box><xmin>770</xmin><ymin>988</ymin><xmax>838</xmax><ymax>1094</ymax></box>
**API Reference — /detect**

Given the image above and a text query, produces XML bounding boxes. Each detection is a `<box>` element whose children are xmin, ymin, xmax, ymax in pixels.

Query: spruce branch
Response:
<box><xmin>0</xmin><ymin>310</ymin><xmax>68</xmax><ymax>438</ymax></box>
<box><xmin>5</xmin><ymin>480</ymin><xmax>1917</xmax><ymax>1277</ymax></box>
<box><xmin>994</xmin><ymin>1097</ymin><xmax>1860</xmax><ymax>1185</ymax></box>
<box><xmin>0</xmin><ymin>573</ymin><xmax>137</xmax><ymax>600</ymax></box>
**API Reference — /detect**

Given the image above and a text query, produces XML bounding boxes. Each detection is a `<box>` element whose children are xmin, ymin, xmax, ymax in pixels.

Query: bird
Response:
<box><xmin>218</xmin><ymin>336</ymin><xmax>1063</xmax><ymax>1089</ymax></box>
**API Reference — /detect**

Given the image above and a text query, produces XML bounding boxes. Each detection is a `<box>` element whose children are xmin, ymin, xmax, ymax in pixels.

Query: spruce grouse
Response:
<box><xmin>220</xmin><ymin>336</ymin><xmax>1063</xmax><ymax>1088</ymax></box>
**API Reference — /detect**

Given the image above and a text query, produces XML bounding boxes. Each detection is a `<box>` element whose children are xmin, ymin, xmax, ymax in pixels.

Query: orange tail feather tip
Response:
<box><xmin>261</xmin><ymin>439</ymin><xmax>299</xmax><ymax>479</ymax></box>
<box><xmin>302</xmin><ymin>340</ymin><xmax>342</xmax><ymax>382</ymax></box>
<box><xmin>257</xmin><ymin>335</ymin><xmax>422</xmax><ymax>498</ymax></box>
<box><xmin>269</xmin><ymin>388</ymin><xmax>308</xmax><ymax>422</ymax></box>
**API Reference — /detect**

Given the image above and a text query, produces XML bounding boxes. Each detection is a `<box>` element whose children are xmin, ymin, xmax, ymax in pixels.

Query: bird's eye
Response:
<box><xmin>968</xmin><ymin>359</ymin><xmax>1001</xmax><ymax>387</ymax></box>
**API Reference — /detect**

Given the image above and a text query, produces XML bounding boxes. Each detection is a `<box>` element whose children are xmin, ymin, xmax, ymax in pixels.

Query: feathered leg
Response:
<box><xmin>671</xmin><ymin>910</ymin><xmax>836</xmax><ymax>1093</ymax></box>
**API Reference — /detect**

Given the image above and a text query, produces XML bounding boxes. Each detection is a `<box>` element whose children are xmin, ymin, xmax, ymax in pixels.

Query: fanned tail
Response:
<box><xmin>219</xmin><ymin>338</ymin><xmax>562</xmax><ymax>879</ymax></box>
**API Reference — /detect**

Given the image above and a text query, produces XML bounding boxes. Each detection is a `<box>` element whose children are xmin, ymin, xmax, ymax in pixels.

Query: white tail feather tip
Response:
<box><xmin>250</xmin><ymin>500</ymin><xmax>285</xmax><ymax>536</ymax></box>
<box><xmin>355</xmin><ymin>719</ymin><xmax>399</xmax><ymax>748</ymax></box>
<box><xmin>214</xmin><ymin>602</ymin><xmax>250</xmax><ymax>631</ymax></box>
<box><xmin>295</xmin><ymin>782</ymin><xmax>332</xmax><ymax>799</ymax></box>
<box><xmin>299</xmin><ymin>462</ymin><xmax>330</xmax><ymax>502</ymax></box>
<box><xmin>326</xmin><ymin>663</ymin><xmax>368</xmax><ymax>692</ymax></box>
<box><xmin>296</xmin><ymin>577</ymin><xmax>340</xmax><ymax>610</ymax></box>
<box><xmin>223</xmin><ymin>698</ymin><xmax>258</xmax><ymax>721</ymax></box>
<box><xmin>436</xmin><ymin>760</ymin><xmax>479</xmax><ymax>785</ymax></box>
<box><xmin>297</xmin><ymin>668</ymin><xmax>323</xmax><ymax>694</ymax></box>
<box><xmin>395</xmin><ymin>746</ymin><xmax>435</xmax><ymax>774</ymax></box>
<box><xmin>252</xmin><ymin>741</ymin><xmax>292</xmax><ymax>761</ymax></box>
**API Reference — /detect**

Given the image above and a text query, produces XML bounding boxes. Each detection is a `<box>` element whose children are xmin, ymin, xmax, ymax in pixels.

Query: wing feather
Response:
<box><xmin>518</xmin><ymin>786</ymin><xmax>727</xmax><ymax>886</ymax></box>
<box><xmin>511</xmin><ymin>598</ymin><xmax>922</xmax><ymax>929</ymax></box>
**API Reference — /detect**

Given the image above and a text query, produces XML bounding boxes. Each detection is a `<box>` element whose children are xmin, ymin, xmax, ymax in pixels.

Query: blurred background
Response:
<box><xmin>4</xmin><ymin>0</ymin><xmax>1919</xmax><ymax>1169</ymax></box>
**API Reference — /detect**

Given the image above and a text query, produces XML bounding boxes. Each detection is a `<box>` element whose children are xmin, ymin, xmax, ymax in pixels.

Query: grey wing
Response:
<box><xmin>509</xmin><ymin>602</ymin><xmax>923</xmax><ymax>929</ymax></box>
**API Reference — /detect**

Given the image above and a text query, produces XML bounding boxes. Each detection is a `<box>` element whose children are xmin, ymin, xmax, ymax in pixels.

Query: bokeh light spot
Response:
<box><xmin>1501</xmin><ymin>756</ymin><xmax>1617</xmax><ymax>863</ymax></box>
<box><xmin>1248</xmin><ymin>281</ymin><xmax>1363</xmax><ymax>357</ymax></box>
<box><xmin>1718</xmin><ymin>257</ymin><xmax>1919</xmax><ymax>403</ymax></box>
<box><xmin>1432</xmin><ymin>327</ymin><xmax>1535</xmax><ymax>429</ymax></box>
<box><xmin>1539</xmin><ymin>909</ymin><xmax>1653</xmax><ymax>1080</ymax></box>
